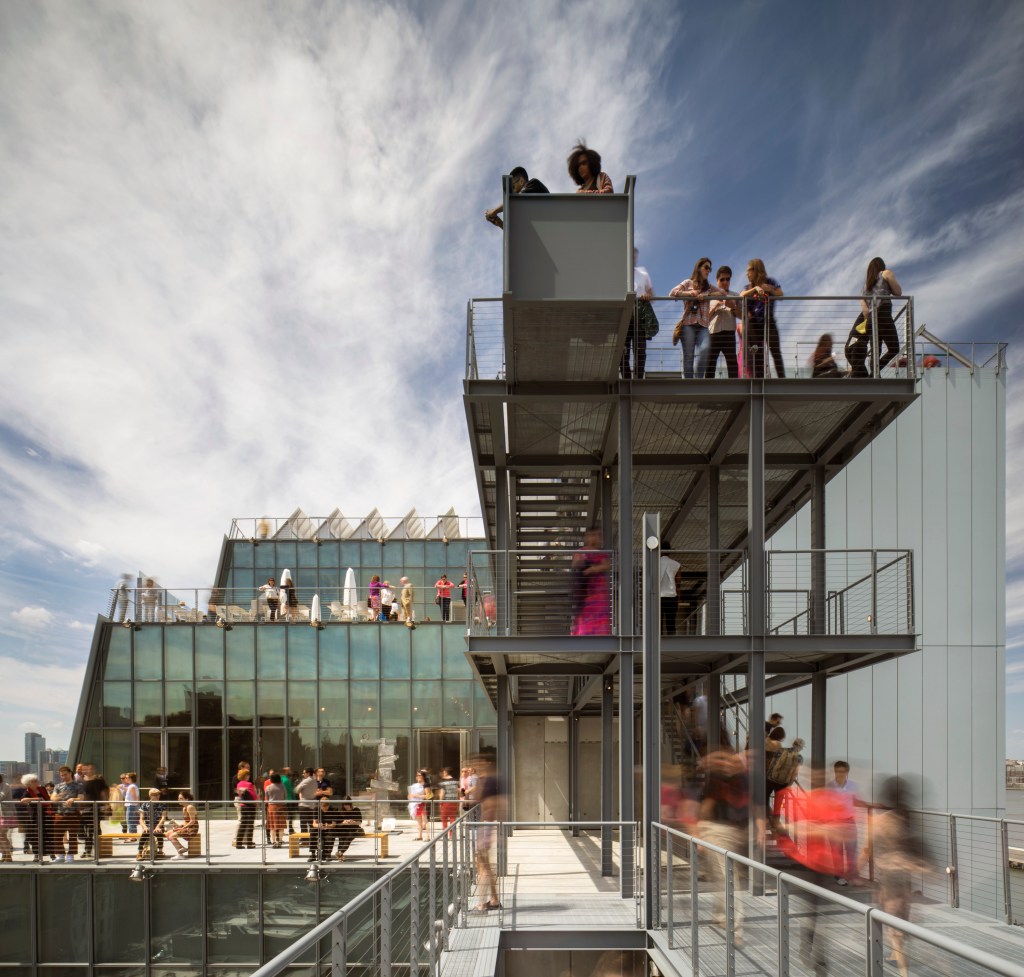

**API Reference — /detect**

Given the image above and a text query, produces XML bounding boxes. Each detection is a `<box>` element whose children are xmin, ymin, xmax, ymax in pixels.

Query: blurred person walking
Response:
<box><xmin>570</xmin><ymin>529</ymin><xmax>611</xmax><ymax>635</ymax></box>
<box><xmin>826</xmin><ymin>760</ymin><xmax>860</xmax><ymax>884</ymax></box>
<box><xmin>470</xmin><ymin>754</ymin><xmax>505</xmax><ymax>913</ymax></box>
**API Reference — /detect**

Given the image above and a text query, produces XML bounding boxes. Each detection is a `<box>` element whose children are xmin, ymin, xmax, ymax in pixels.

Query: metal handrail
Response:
<box><xmin>653</xmin><ymin>821</ymin><xmax>1024</xmax><ymax>977</ymax></box>
<box><xmin>227</xmin><ymin>513</ymin><xmax>484</xmax><ymax>541</ymax></box>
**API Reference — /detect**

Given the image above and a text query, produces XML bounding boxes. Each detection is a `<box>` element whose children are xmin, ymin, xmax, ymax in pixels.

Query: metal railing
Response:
<box><xmin>467</xmin><ymin>294</ymin><xmax>916</xmax><ymax>382</ymax></box>
<box><xmin>228</xmin><ymin>513</ymin><xmax>483</xmax><ymax>541</ymax></box>
<box><xmin>653</xmin><ymin>821</ymin><xmax>1024</xmax><ymax>977</ymax></box>
<box><xmin>767</xmin><ymin>549</ymin><xmax>914</xmax><ymax>636</ymax></box>
<box><xmin>915</xmin><ymin>327</ymin><xmax>1009</xmax><ymax>375</ymax></box>
<box><xmin>641</xmin><ymin>549</ymin><xmax>749</xmax><ymax>637</ymax></box>
<box><xmin>468</xmin><ymin>547</ymin><xmax>617</xmax><ymax>637</ymax></box>
<box><xmin>106</xmin><ymin>585</ymin><xmax>469</xmax><ymax>626</ymax></box>
<box><xmin>0</xmin><ymin>798</ymin><xmax>485</xmax><ymax>869</ymax></box>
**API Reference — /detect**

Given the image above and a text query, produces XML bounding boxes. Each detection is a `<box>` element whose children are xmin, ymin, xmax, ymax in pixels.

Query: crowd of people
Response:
<box><xmin>484</xmin><ymin>144</ymin><xmax>905</xmax><ymax>382</ymax></box>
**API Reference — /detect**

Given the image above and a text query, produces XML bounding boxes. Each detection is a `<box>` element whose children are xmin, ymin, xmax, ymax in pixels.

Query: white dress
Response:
<box><xmin>408</xmin><ymin>782</ymin><xmax>424</xmax><ymax>819</ymax></box>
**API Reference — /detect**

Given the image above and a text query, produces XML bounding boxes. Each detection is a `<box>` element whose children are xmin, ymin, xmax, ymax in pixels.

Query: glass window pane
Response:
<box><xmin>319</xmin><ymin>540</ymin><xmax>341</xmax><ymax>570</ymax></box>
<box><xmin>411</xmin><ymin>627</ymin><xmax>442</xmax><ymax>678</ymax></box>
<box><xmin>288</xmin><ymin>681</ymin><xmax>316</xmax><ymax>727</ymax></box>
<box><xmin>165</xmin><ymin>682</ymin><xmax>193</xmax><ymax>726</ymax></box>
<box><xmin>164</xmin><ymin>627</ymin><xmax>193</xmax><ymax>680</ymax></box>
<box><xmin>259</xmin><ymin>726</ymin><xmax>286</xmax><ymax>773</ymax></box>
<box><xmin>474</xmin><ymin>682</ymin><xmax>496</xmax><ymax>725</ymax></box>
<box><xmin>231</xmin><ymin>541</ymin><xmax>255</xmax><ymax>569</ymax></box>
<box><xmin>425</xmin><ymin>541</ymin><xmax>446</xmax><ymax>565</ymax></box>
<box><xmin>151</xmin><ymin>873</ymin><xmax>202</xmax><ymax>963</ymax></box>
<box><xmin>103</xmin><ymin>730</ymin><xmax>132</xmax><ymax>786</ymax></box>
<box><xmin>381</xmin><ymin>683</ymin><xmax>409</xmax><ymax>726</ymax></box>
<box><xmin>103</xmin><ymin>682</ymin><xmax>132</xmax><ymax>726</ymax></box>
<box><xmin>319</xmin><ymin>730</ymin><xmax>347</xmax><ymax>788</ymax></box>
<box><xmin>349</xmin><ymin>681</ymin><xmax>378</xmax><ymax>727</ymax></box>
<box><xmin>133</xmin><ymin>628</ymin><xmax>162</xmax><ymax>680</ymax></box>
<box><xmin>258</xmin><ymin>681</ymin><xmax>286</xmax><ymax>725</ymax></box>
<box><xmin>276</xmin><ymin>542</ymin><xmax>296</xmax><ymax>570</ymax></box>
<box><xmin>411</xmin><ymin>682</ymin><xmax>442</xmax><ymax>727</ymax></box>
<box><xmin>320</xmin><ymin>566</ymin><xmax>340</xmax><ymax>592</ymax></box>
<box><xmin>443</xmin><ymin>629</ymin><xmax>472</xmax><ymax>677</ymax></box>
<box><xmin>233</xmin><ymin>568</ymin><xmax>255</xmax><ymax>595</ymax></box>
<box><xmin>104</xmin><ymin>628</ymin><xmax>131</xmax><ymax>680</ymax></box>
<box><xmin>94</xmin><ymin>871</ymin><xmax>147</xmax><ymax>963</ymax></box>
<box><xmin>263</xmin><ymin>873</ymin><xmax>317</xmax><ymax>961</ymax></box>
<box><xmin>319</xmin><ymin>627</ymin><xmax>348</xmax><ymax>678</ymax></box>
<box><xmin>225</xmin><ymin>627</ymin><xmax>255</xmax><ymax>679</ymax></box>
<box><xmin>38</xmin><ymin>872</ymin><xmax>89</xmax><ymax>961</ymax></box>
<box><xmin>297</xmin><ymin>541</ymin><xmax>319</xmax><ymax>568</ymax></box>
<box><xmin>340</xmin><ymin>541</ymin><xmax>361</xmax><ymax>567</ymax></box>
<box><xmin>227</xmin><ymin>681</ymin><xmax>254</xmax><ymax>726</ymax></box>
<box><xmin>134</xmin><ymin>683</ymin><xmax>162</xmax><ymax>726</ymax></box>
<box><xmin>403</xmin><ymin>541</ymin><xmax>424</xmax><ymax>566</ymax></box>
<box><xmin>195</xmin><ymin>627</ymin><xmax>224</xmax><ymax>680</ymax></box>
<box><xmin>361</xmin><ymin>541</ymin><xmax>383</xmax><ymax>569</ymax></box>
<box><xmin>350</xmin><ymin>628</ymin><xmax>379</xmax><ymax>678</ymax></box>
<box><xmin>443</xmin><ymin>681</ymin><xmax>474</xmax><ymax>727</ymax></box>
<box><xmin>351</xmin><ymin>738</ymin><xmax>379</xmax><ymax>796</ymax></box>
<box><xmin>447</xmin><ymin>540</ymin><xmax>469</xmax><ymax>570</ymax></box>
<box><xmin>381</xmin><ymin>627</ymin><xmax>410</xmax><ymax>678</ymax></box>
<box><xmin>196</xmin><ymin>728</ymin><xmax>224</xmax><ymax>803</ymax></box>
<box><xmin>206</xmin><ymin>874</ymin><xmax>260</xmax><ymax>964</ymax></box>
<box><xmin>319</xmin><ymin>682</ymin><xmax>349</xmax><ymax>727</ymax></box>
<box><xmin>196</xmin><ymin>682</ymin><xmax>224</xmax><ymax>726</ymax></box>
<box><xmin>255</xmin><ymin>542</ymin><xmax>275</xmax><ymax>574</ymax></box>
<box><xmin>257</xmin><ymin>627</ymin><xmax>286</xmax><ymax>679</ymax></box>
<box><xmin>0</xmin><ymin>856</ymin><xmax>30</xmax><ymax>961</ymax></box>
<box><xmin>288</xmin><ymin>627</ymin><xmax>317</xmax><ymax>679</ymax></box>
<box><xmin>228</xmin><ymin>730</ymin><xmax>254</xmax><ymax>786</ymax></box>
<box><xmin>288</xmin><ymin>727</ymin><xmax>317</xmax><ymax>774</ymax></box>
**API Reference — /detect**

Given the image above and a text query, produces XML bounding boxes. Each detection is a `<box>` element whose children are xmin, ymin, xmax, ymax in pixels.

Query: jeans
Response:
<box><xmin>681</xmin><ymin>324</ymin><xmax>710</xmax><ymax>379</ymax></box>
<box><xmin>661</xmin><ymin>597</ymin><xmax>678</xmax><ymax>635</ymax></box>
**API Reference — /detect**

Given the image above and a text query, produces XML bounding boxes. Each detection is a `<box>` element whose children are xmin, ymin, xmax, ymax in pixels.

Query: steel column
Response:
<box><xmin>619</xmin><ymin>651</ymin><xmax>635</xmax><ymax>898</ymax></box>
<box><xmin>495</xmin><ymin>466</ymin><xmax>509</xmax><ymax>635</ymax></box>
<box><xmin>569</xmin><ymin>712</ymin><xmax>580</xmax><ymax>837</ymax></box>
<box><xmin>601</xmin><ymin>675</ymin><xmax>614</xmax><ymax>875</ymax></box>
<box><xmin>642</xmin><ymin>514</ymin><xmax>662</xmax><ymax>929</ymax></box>
<box><xmin>708</xmin><ymin>670</ymin><xmax>722</xmax><ymax>753</ymax></box>
<box><xmin>748</xmin><ymin>393</ymin><xmax>767</xmax><ymax>875</ymax></box>
<box><xmin>496</xmin><ymin>674</ymin><xmax>510</xmax><ymax>876</ymax></box>
<box><xmin>811</xmin><ymin>670</ymin><xmax>827</xmax><ymax>772</ymax></box>
<box><xmin>619</xmin><ymin>395</ymin><xmax>634</xmax><ymax>636</ymax></box>
<box><xmin>811</xmin><ymin>466</ymin><xmax>826</xmax><ymax>635</ymax></box>
<box><xmin>708</xmin><ymin>465</ymin><xmax>721</xmax><ymax>636</ymax></box>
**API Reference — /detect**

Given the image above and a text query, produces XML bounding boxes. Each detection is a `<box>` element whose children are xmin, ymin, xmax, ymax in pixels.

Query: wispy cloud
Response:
<box><xmin>9</xmin><ymin>606</ymin><xmax>55</xmax><ymax>628</ymax></box>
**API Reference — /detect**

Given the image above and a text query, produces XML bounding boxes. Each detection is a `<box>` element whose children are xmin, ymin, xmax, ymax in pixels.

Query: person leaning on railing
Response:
<box><xmin>670</xmin><ymin>257</ymin><xmax>722</xmax><ymax>379</ymax></box>
<box><xmin>738</xmin><ymin>258</ymin><xmax>785</xmax><ymax>378</ymax></box>
<box><xmin>567</xmin><ymin>142</ymin><xmax>613</xmax><ymax>194</ymax></box>
<box><xmin>845</xmin><ymin>256</ymin><xmax>903</xmax><ymax>378</ymax></box>
<box><xmin>484</xmin><ymin>165</ymin><xmax>550</xmax><ymax>229</ymax></box>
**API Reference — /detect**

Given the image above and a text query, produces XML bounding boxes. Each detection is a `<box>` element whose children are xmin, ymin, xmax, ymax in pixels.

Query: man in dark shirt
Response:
<box><xmin>79</xmin><ymin>764</ymin><xmax>109</xmax><ymax>857</ymax></box>
<box><xmin>484</xmin><ymin>166</ymin><xmax>549</xmax><ymax>228</ymax></box>
<box><xmin>314</xmin><ymin>768</ymin><xmax>333</xmax><ymax>801</ymax></box>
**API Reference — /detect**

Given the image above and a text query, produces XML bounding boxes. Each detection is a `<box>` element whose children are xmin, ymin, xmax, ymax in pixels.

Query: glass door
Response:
<box><xmin>414</xmin><ymin>729</ymin><xmax>468</xmax><ymax>779</ymax></box>
<box><xmin>134</xmin><ymin>730</ymin><xmax>192</xmax><ymax>794</ymax></box>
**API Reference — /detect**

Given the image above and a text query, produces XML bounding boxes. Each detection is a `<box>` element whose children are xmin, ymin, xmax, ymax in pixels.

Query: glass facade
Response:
<box><xmin>79</xmin><ymin>621</ymin><xmax>494</xmax><ymax>800</ymax></box>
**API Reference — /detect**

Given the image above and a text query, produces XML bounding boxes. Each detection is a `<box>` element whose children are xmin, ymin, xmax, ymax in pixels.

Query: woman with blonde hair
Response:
<box><xmin>739</xmin><ymin>258</ymin><xmax>786</xmax><ymax>378</ymax></box>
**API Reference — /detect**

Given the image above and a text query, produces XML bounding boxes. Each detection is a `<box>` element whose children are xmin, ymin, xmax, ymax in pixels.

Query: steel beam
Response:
<box><xmin>811</xmin><ymin>671</ymin><xmax>827</xmax><ymax>772</ymax></box>
<box><xmin>811</xmin><ymin>466</ymin><xmax>826</xmax><ymax>635</ymax></box>
<box><xmin>601</xmin><ymin>674</ymin><xmax>614</xmax><ymax>874</ymax></box>
<box><xmin>619</xmin><ymin>652</ymin><xmax>634</xmax><ymax>898</ymax></box>
<box><xmin>618</xmin><ymin>395</ymin><xmax>634</xmax><ymax>636</ymax></box>
<box><xmin>642</xmin><ymin>514</ymin><xmax>661</xmax><ymax>928</ymax></box>
<box><xmin>748</xmin><ymin>392</ymin><xmax>767</xmax><ymax>877</ymax></box>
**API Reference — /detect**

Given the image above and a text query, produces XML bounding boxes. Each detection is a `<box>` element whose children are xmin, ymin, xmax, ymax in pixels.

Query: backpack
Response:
<box><xmin>767</xmin><ymin>744</ymin><xmax>802</xmax><ymax>786</ymax></box>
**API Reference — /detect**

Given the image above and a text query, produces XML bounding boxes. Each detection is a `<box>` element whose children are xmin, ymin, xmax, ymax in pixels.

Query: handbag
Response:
<box><xmin>638</xmin><ymin>299</ymin><xmax>659</xmax><ymax>339</ymax></box>
<box><xmin>671</xmin><ymin>318</ymin><xmax>684</xmax><ymax>346</ymax></box>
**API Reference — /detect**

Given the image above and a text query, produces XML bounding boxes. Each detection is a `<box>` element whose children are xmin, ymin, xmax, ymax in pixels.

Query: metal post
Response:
<box><xmin>867</xmin><ymin>912</ymin><xmax>885</xmax><ymax>977</ymax></box>
<box><xmin>708</xmin><ymin>672</ymin><xmax>722</xmax><ymax>753</ymax></box>
<box><xmin>496</xmin><ymin>675</ymin><xmax>509</xmax><ymax>877</ymax></box>
<box><xmin>666</xmin><ymin>830</ymin><xmax>674</xmax><ymax>947</ymax></box>
<box><xmin>653</xmin><ymin>826</ymin><xmax>662</xmax><ymax>928</ymax></box>
<box><xmin>569</xmin><ymin>712</ymin><xmax>580</xmax><ymax>838</ymax></box>
<box><xmin>381</xmin><ymin>882</ymin><xmax>393</xmax><ymax>977</ymax></box>
<box><xmin>949</xmin><ymin>815</ymin><xmax>960</xmax><ymax>908</ymax></box>
<box><xmin>410</xmin><ymin>859</ymin><xmax>420</xmax><ymax>977</ymax></box>
<box><xmin>331</xmin><ymin>915</ymin><xmax>347</xmax><ymax>977</ymax></box>
<box><xmin>1001</xmin><ymin>819</ymin><xmax>1013</xmax><ymax>925</ymax></box>
<box><xmin>441</xmin><ymin>831</ymin><xmax>450</xmax><ymax>949</ymax></box>
<box><xmin>748</xmin><ymin>392</ymin><xmax>767</xmax><ymax>877</ymax></box>
<box><xmin>429</xmin><ymin>847</ymin><xmax>438</xmax><ymax>975</ymax></box>
<box><xmin>602</xmin><ymin>676</ymin><xmax>614</xmax><ymax>875</ymax></box>
<box><xmin>619</xmin><ymin>395</ymin><xmax>634</xmax><ymax>637</ymax></box>
<box><xmin>811</xmin><ymin>671</ymin><xmax>827</xmax><ymax>772</ymax></box>
<box><xmin>619</xmin><ymin>651</ymin><xmax>635</xmax><ymax>899</ymax></box>
<box><xmin>777</xmin><ymin>876</ymin><xmax>790</xmax><ymax>977</ymax></box>
<box><xmin>495</xmin><ymin>466</ymin><xmax>509</xmax><ymax>635</ymax></box>
<box><xmin>870</xmin><ymin>549</ymin><xmax>878</xmax><ymax>634</ymax></box>
<box><xmin>642</xmin><ymin>513</ymin><xmax>662</xmax><ymax>929</ymax></box>
<box><xmin>708</xmin><ymin>466</ymin><xmax>721</xmax><ymax>636</ymax></box>
<box><xmin>725</xmin><ymin>856</ymin><xmax>736</xmax><ymax>977</ymax></box>
<box><xmin>870</xmin><ymin>297</ymin><xmax>880</xmax><ymax>377</ymax></box>
<box><xmin>811</xmin><ymin>467</ymin><xmax>826</xmax><ymax>636</ymax></box>
<box><xmin>690</xmin><ymin>841</ymin><xmax>700</xmax><ymax>975</ymax></box>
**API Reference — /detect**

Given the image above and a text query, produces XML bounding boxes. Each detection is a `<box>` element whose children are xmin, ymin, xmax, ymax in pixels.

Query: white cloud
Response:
<box><xmin>66</xmin><ymin>620</ymin><xmax>92</xmax><ymax>632</ymax></box>
<box><xmin>9</xmin><ymin>606</ymin><xmax>55</xmax><ymax>628</ymax></box>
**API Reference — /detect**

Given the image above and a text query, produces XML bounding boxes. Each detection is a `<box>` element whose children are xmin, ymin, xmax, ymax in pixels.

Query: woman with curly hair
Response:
<box><xmin>567</xmin><ymin>142</ymin><xmax>613</xmax><ymax>194</ymax></box>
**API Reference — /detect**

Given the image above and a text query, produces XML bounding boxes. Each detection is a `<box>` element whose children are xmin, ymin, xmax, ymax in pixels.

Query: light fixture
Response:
<box><xmin>122</xmin><ymin>620</ymin><xmax>133</xmax><ymax>629</ymax></box>
<box><xmin>129</xmin><ymin>863</ymin><xmax>151</xmax><ymax>882</ymax></box>
<box><xmin>442</xmin><ymin>536</ymin><xmax>449</xmax><ymax>545</ymax></box>
<box><xmin>305</xmin><ymin>862</ymin><xmax>330</xmax><ymax>884</ymax></box>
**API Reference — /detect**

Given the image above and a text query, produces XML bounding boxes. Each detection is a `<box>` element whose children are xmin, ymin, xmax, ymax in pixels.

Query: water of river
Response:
<box><xmin>1008</xmin><ymin>789</ymin><xmax>1024</xmax><ymax>820</ymax></box>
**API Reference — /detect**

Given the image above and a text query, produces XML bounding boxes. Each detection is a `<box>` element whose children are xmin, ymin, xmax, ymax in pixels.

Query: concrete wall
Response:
<box><xmin>765</xmin><ymin>368</ymin><xmax>1006</xmax><ymax>815</ymax></box>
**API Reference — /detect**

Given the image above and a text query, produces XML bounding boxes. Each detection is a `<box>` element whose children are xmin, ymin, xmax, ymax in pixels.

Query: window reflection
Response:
<box><xmin>134</xmin><ymin>683</ymin><xmax>162</xmax><ymax>726</ymax></box>
<box><xmin>133</xmin><ymin>628</ymin><xmax>162</xmax><ymax>681</ymax></box>
<box><xmin>226</xmin><ymin>682</ymin><xmax>254</xmax><ymax>726</ymax></box>
<box><xmin>206</xmin><ymin>874</ymin><xmax>260</xmax><ymax>964</ymax></box>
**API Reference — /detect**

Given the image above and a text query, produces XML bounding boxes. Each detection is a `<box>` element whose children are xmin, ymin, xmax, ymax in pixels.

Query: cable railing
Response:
<box><xmin>228</xmin><ymin>514</ymin><xmax>483</xmax><ymax>541</ymax></box>
<box><xmin>467</xmin><ymin>294</ymin><xmax>917</xmax><ymax>382</ymax></box>
<box><xmin>467</xmin><ymin>547</ymin><xmax>617</xmax><ymax>637</ymax></box>
<box><xmin>767</xmin><ymin>549</ymin><xmax>914</xmax><ymax>636</ymax></box>
<box><xmin>652</xmin><ymin>821</ymin><xmax>1024</xmax><ymax>977</ymax></box>
<box><xmin>105</xmin><ymin>585</ymin><xmax>470</xmax><ymax>626</ymax></box>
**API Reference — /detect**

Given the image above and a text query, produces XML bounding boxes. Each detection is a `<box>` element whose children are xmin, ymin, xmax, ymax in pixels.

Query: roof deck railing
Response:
<box><xmin>228</xmin><ymin>513</ymin><xmax>483</xmax><ymax>542</ymax></box>
<box><xmin>467</xmin><ymin>294</ymin><xmax>918</xmax><ymax>383</ymax></box>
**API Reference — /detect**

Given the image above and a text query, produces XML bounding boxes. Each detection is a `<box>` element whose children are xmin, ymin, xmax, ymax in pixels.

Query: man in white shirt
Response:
<box><xmin>659</xmin><ymin>546</ymin><xmax>682</xmax><ymax>635</ymax></box>
<box><xmin>826</xmin><ymin>760</ymin><xmax>860</xmax><ymax>884</ymax></box>
<box><xmin>623</xmin><ymin>248</ymin><xmax>655</xmax><ymax>379</ymax></box>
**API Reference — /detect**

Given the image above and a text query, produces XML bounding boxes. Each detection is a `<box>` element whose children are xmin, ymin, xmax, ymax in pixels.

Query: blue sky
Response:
<box><xmin>0</xmin><ymin>0</ymin><xmax>1021</xmax><ymax>762</ymax></box>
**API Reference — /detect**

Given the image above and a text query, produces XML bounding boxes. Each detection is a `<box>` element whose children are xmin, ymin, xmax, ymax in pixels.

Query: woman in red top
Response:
<box><xmin>434</xmin><ymin>574</ymin><xmax>454</xmax><ymax>622</ymax></box>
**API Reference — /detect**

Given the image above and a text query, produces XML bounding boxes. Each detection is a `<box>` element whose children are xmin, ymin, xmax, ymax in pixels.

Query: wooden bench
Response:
<box><xmin>97</xmin><ymin>832</ymin><xmax>200</xmax><ymax>858</ymax></box>
<box><xmin>288</xmin><ymin>830</ymin><xmax>391</xmax><ymax>858</ymax></box>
